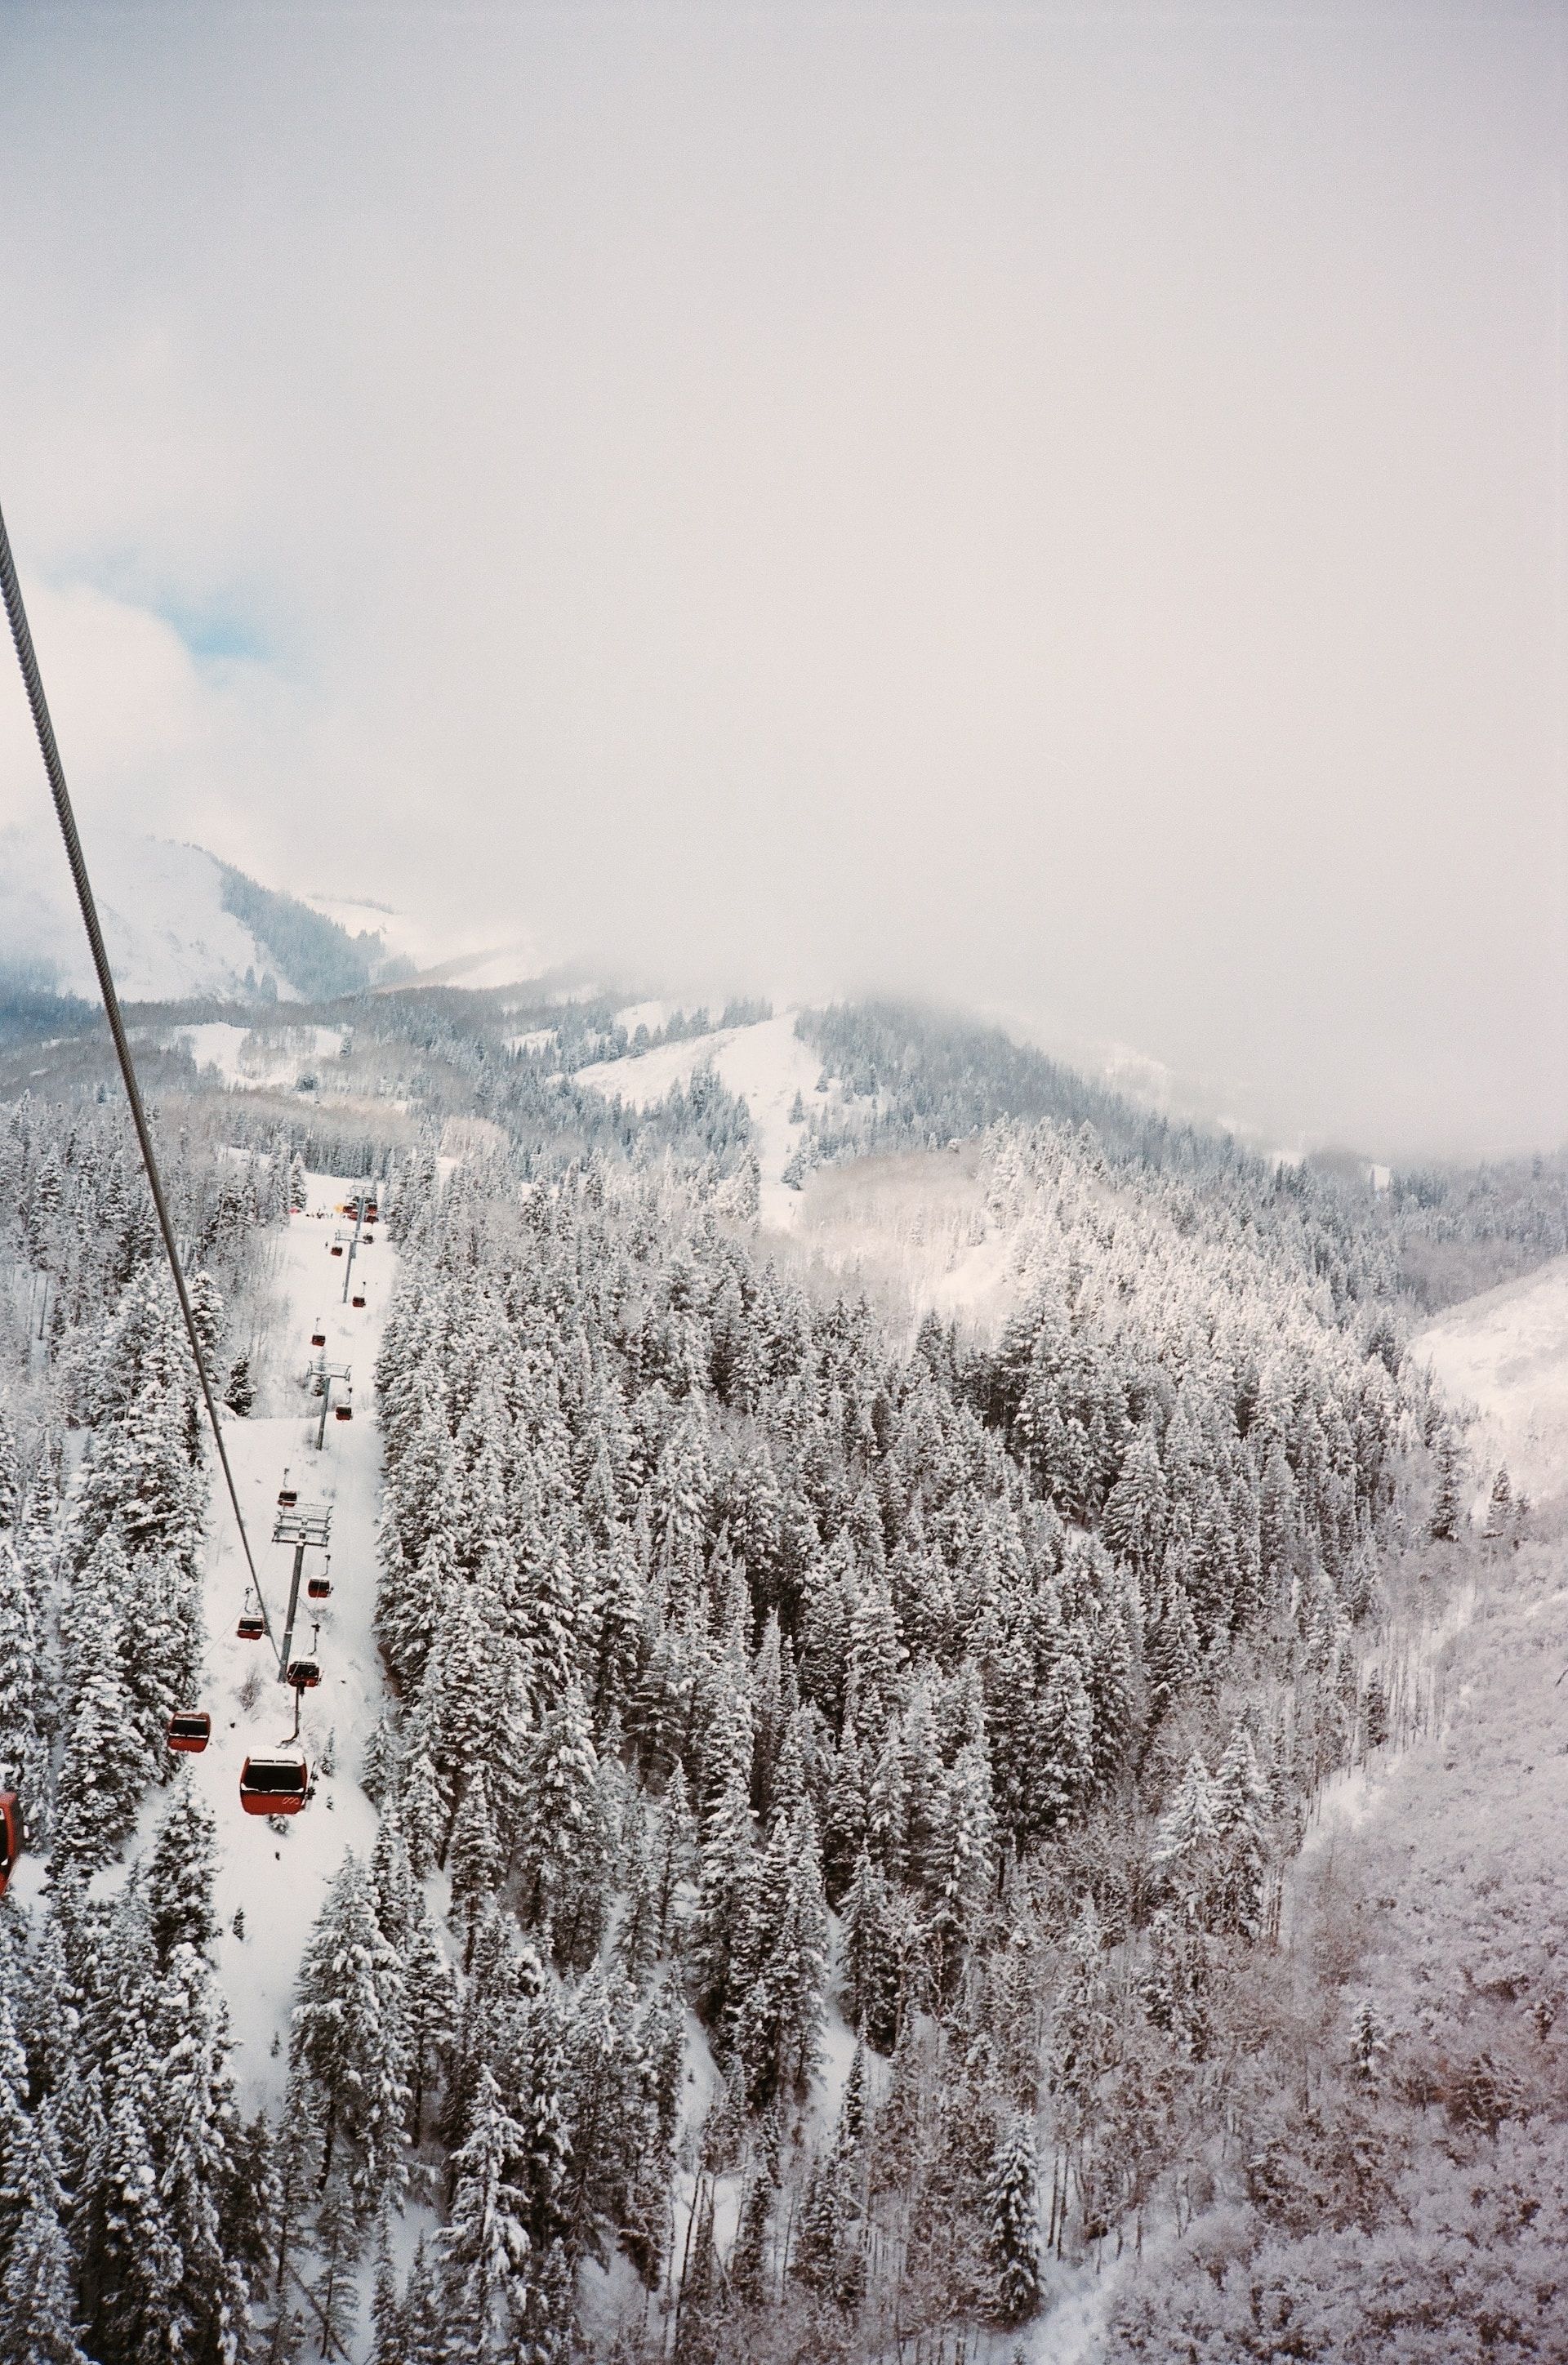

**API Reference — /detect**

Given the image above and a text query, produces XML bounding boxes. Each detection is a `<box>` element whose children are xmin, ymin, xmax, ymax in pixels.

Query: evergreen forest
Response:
<box><xmin>0</xmin><ymin>992</ymin><xmax>1560</xmax><ymax>2364</ymax></box>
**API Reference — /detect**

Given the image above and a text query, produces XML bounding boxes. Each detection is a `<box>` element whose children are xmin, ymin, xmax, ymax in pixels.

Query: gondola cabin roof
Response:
<box><xmin>238</xmin><ymin>1755</ymin><xmax>308</xmax><ymax>1815</ymax></box>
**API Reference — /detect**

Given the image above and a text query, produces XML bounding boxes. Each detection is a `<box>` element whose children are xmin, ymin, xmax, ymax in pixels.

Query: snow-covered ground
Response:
<box><xmin>791</xmin><ymin>1148</ymin><xmax>1015</xmax><ymax>1340</ymax></box>
<box><xmin>1281</xmin><ymin>1254</ymin><xmax>1568</xmax><ymax>1941</ymax></box>
<box><xmin>576</xmin><ymin>1012</ymin><xmax>824</xmax><ymax>1229</ymax></box>
<box><xmin>376</xmin><ymin>938</ymin><xmax>544</xmax><ymax>994</ymax></box>
<box><xmin>181</xmin><ymin>1173</ymin><xmax>394</xmax><ymax>2116</ymax></box>
<box><xmin>612</xmin><ymin>998</ymin><xmax>676</xmax><ymax>1038</ymax></box>
<box><xmin>164</xmin><ymin>1019</ymin><xmax>346</xmax><ymax>1092</ymax></box>
<box><xmin>1418</xmin><ymin>1252</ymin><xmax>1568</xmax><ymax>1512</ymax></box>
<box><xmin>1291</xmin><ymin>1254</ymin><xmax>1568</xmax><ymax>1876</ymax></box>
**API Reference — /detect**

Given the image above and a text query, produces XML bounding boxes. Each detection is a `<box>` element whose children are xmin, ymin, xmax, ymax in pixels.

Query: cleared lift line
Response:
<box><xmin>0</xmin><ymin>495</ymin><xmax>284</xmax><ymax>1675</ymax></box>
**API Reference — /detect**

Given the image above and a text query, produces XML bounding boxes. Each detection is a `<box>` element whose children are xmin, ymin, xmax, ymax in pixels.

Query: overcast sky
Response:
<box><xmin>0</xmin><ymin>2</ymin><xmax>1562</xmax><ymax>1156</ymax></box>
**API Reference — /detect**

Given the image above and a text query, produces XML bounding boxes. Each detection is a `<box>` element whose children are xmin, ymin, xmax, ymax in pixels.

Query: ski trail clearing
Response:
<box><xmin>189</xmin><ymin>1174</ymin><xmax>394</xmax><ymax>2116</ymax></box>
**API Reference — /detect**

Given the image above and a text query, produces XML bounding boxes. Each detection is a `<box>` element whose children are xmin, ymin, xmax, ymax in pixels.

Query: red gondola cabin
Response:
<box><xmin>330</xmin><ymin>1243</ymin><xmax>344</xmax><ymax>1257</ymax></box>
<box><xmin>307</xmin><ymin>1573</ymin><xmax>332</xmax><ymax>1601</ymax></box>
<box><xmin>167</xmin><ymin>1711</ymin><xmax>212</xmax><ymax>1753</ymax></box>
<box><xmin>237</xmin><ymin>1608</ymin><xmax>265</xmax><ymax>1642</ymax></box>
<box><xmin>278</xmin><ymin>1480</ymin><xmax>298</xmax><ymax>1508</ymax></box>
<box><xmin>351</xmin><ymin>1288</ymin><xmax>366</xmax><ymax>1309</ymax></box>
<box><xmin>335</xmin><ymin>1400</ymin><xmax>353</xmax><ymax>1422</ymax></box>
<box><xmin>0</xmin><ymin>1793</ymin><xmax>21</xmax><ymax>1895</ymax></box>
<box><xmin>310</xmin><ymin>1322</ymin><xmax>326</xmax><ymax>1347</ymax></box>
<box><xmin>238</xmin><ymin>1755</ymin><xmax>308</xmax><ymax>1815</ymax></box>
<box><xmin>286</xmin><ymin>1657</ymin><xmax>321</xmax><ymax>1690</ymax></box>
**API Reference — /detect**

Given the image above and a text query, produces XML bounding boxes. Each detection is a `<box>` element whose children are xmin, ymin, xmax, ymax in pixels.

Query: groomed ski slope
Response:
<box><xmin>184</xmin><ymin>1173</ymin><xmax>395</xmax><ymax>2118</ymax></box>
<box><xmin>575</xmin><ymin>1013</ymin><xmax>823</xmax><ymax>1228</ymax></box>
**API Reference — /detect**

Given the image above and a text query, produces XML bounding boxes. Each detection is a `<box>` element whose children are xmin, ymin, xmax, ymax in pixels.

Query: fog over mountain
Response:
<box><xmin>0</xmin><ymin>2</ymin><xmax>1561</xmax><ymax>1160</ymax></box>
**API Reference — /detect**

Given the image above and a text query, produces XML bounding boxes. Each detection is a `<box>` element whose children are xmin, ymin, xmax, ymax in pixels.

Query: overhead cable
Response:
<box><xmin>0</xmin><ymin>496</ymin><xmax>280</xmax><ymax>1667</ymax></box>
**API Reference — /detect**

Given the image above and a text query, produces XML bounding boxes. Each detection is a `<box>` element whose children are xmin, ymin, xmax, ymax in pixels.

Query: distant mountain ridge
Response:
<box><xmin>0</xmin><ymin>826</ymin><xmax>390</xmax><ymax>1005</ymax></box>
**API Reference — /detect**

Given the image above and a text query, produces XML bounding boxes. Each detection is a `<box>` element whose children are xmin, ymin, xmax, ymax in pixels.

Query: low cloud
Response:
<box><xmin>0</xmin><ymin>3</ymin><xmax>1561</xmax><ymax>1158</ymax></box>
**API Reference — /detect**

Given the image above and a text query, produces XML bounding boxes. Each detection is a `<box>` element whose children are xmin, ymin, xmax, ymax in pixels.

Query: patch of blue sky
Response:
<box><xmin>156</xmin><ymin>599</ymin><xmax>271</xmax><ymax>665</ymax></box>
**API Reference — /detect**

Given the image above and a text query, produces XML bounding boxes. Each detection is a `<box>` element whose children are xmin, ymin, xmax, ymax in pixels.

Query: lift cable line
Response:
<box><xmin>0</xmin><ymin>497</ymin><xmax>283</xmax><ymax>1673</ymax></box>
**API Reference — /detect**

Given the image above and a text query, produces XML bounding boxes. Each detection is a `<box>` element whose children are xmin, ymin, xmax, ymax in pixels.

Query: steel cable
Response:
<box><xmin>0</xmin><ymin>496</ymin><xmax>282</xmax><ymax>1671</ymax></box>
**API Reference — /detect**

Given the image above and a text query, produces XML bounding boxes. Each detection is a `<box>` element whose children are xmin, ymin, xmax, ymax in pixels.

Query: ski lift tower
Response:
<box><xmin>341</xmin><ymin>1188</ymin><xmax>368</xmax><ymax>1305</ymax></box>
<box><xmin>313</xmin><ymin>1358</ymin><xmax>353</xmax><ymax>1450</ymax></box>
<box><xmin>273</xmin><ymin>1502</ymin><xmax>332</xmax><ymax>1685</ymax></box>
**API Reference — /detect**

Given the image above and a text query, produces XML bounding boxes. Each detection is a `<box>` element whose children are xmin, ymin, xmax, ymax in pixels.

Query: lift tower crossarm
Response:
<box><xmin>274</xmin><ymin>1503</ymin><xmax>332</xmax><ymax>1685</ymax></box>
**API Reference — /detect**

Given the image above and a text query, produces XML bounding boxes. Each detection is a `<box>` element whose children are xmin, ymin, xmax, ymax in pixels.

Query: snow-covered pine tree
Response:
<box><xmin>52</xmin><ymin>1592</ymin><xmax>147</xmax><ymax>1874</ymax></box>
<box><xmin>0</xmin><ymin>2117</ymin><xmax>89</xmax><ymax>2365</ymax></box>
<box><xmin>309</xmin><ymin>2174</ymin><xmax>363</xmax><ymax>2359</ymax></box>
<box><xmin>688</xmin><ymin>1762</ymin><xmax>754</xmax><ymax>2026</ymax></box>
<box><xmin>448</xmin><ymin>1770</ymin><xmax>504</xmax><ymax>1971</ymax></box>
<box><xmin>400</xmin><ymin>1890</ymin><xmax>457</xmax><ymax>2145</ymax></box>
<box><xmin>439</xmin><ymin>2066</ymin><xmax>532</xmax><ymax>2358</ymax></box>
<box><xmin>984</xmin><ymin>2111</ymin><xmax>1043</xmax><ymax>2323</ymax></box>
<box><xmin>290</xmin><ymin>1853</ymin><xmax>411</xmax><ymax>2211</ymax></box>
<box><xmin>144</xmin><ymin>1772</ymin><xmax>220</xmax><ymax>1966</ymax></box>
<box><xmin>1428</xmin><ymin>1426</ymin><xmax>1466</xmax><ymax>1542</ymax></box>
<box><xmin>731</xmin><ymin>1808</ymin><xmax>828</xmax><ymax>2109</ymax></box>
<box><xmin>0</xmin><ymin>1532</ymin><xmax>40</xmax><ymax>1815</ymax></box>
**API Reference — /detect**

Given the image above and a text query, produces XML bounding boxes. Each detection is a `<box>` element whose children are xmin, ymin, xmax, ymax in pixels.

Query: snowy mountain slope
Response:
<box><xmin>0</xmin><ymin>825</ymin><xmax>398</xmax><ymax>1005</ymax></box>
<box><xmin>1417</xmin><ymin>1250</ymin><xmax>1568</xmax><ymax>1510</ymax></box>
<box><xmin>0</xmin><ymin>825</ymin><xmax>301</xmax><ymax>1003</ymax></box>
<box><xmin>12</xmin><ymin>995</ymin><xmax>1568</xmax><ymax>2363</ymax></box>
<box><xmin>186</xmin><ymin>1176</ymin><xmax>396</xmax><ymax>2118</ymax></box>
<box><xmin>788</xmin><ymin>1147</ymin><xmax>1016</xmax><ymax>1339</ymax></box>
<box><xmin>575</xmin><ymin>1011</ymin><xmax>823</xmax><ymax>1227</ymax></box>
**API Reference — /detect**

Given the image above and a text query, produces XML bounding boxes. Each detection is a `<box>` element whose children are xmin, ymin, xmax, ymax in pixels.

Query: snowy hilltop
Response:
<box><xmin>0</xmin><ymin>825</ymin><xmax>391</xmax><ymax>1004</ymax></box>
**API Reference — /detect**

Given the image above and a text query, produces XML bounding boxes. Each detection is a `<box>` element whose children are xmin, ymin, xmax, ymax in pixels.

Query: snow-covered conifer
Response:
<box><xmin>401</xmin><ymin>1891</ymin><xmax>457</xmax><ymax>2144</ymax></box>
<box><xmin>448</xmin><ymin>1770</ymin><xmax>504</xmax><ymax>1970</ymax></box>
<box><xmin>0</xmin><ymin>2119</ymin><xmax>89</xmax><ymax>2365</ymax></box>
<box><xmin>144</xmin><ymin>1771</ymin><xmax>219</xmax><ymax>1966</ymax></box>
<box><xmin>290</xmin><ymin>1854</ymin><xmax>411</xmax><ymax>2210</ymax></box>
<box><xmin>984</xmin><ymin>2112</ymin><xmax>1042</xmax><ymax>2323</ymax></box>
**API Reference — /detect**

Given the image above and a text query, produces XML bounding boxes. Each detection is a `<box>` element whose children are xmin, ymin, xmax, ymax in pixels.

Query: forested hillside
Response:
<box><xmin>0</xmin><ymin>998</ymin><xmax>1548</xmax><ymax>2364</ymax></box>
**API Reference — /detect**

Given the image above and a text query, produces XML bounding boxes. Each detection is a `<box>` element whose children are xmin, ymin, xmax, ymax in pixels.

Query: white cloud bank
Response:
<box><xmin>0</xmin><ymin>4</ymin><xmax>1561</xmax><ymax>1156</ymax></box>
